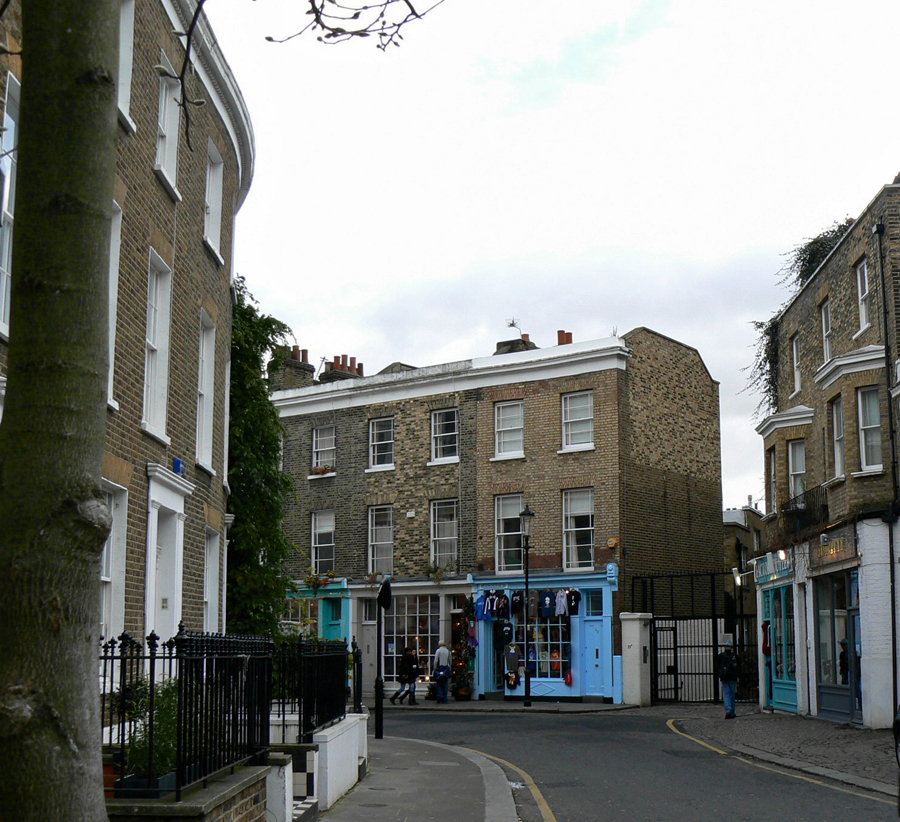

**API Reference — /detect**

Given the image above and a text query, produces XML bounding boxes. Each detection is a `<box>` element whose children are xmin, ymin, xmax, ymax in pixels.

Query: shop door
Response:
<box><xmin>582</xmin><ymin>620</ymin><xmax>603</xmax><ymax>695</ymax></box>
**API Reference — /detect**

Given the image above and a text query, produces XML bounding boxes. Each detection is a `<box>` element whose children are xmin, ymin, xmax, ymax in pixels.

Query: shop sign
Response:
<box><xmin>754</xmin><ymin>552</ymin><xmax>792</xmax><ymax>584</ymax></box>
<box><xmin>809</xmin><ymin>533</ymin><xmax>856</xmax><ymax>568</ymax></box>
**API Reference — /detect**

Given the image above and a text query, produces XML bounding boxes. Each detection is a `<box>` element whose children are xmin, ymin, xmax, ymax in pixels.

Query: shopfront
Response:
<box><xmin>756</xmin><ymin>551</ymin><xmax>797</xmax><ymax>712</ymax></box>
<box><xmin>471</xmin><ymin>565</ymin><xmax>620</xmax><ymax>702</ymax></box>
<box><xmin>814</xmin><ymin>565</ymin><xmax>861</xmax><ymax>723</ymax></box>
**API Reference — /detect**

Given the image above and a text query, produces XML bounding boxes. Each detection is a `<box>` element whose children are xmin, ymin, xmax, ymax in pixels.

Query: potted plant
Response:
<box><xmin>115</xmin><ymin>677</ymin><xmax>179</xmax><ymax>798</ymax></box>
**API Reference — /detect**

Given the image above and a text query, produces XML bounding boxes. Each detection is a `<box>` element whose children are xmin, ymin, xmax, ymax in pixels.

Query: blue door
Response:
<box><xmin>583</xmin><ymin>620</ymin><xmax>603</xmax><ymax>695</ymax></box>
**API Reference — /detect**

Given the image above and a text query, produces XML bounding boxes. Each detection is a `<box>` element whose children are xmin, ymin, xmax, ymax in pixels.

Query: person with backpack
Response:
<box><xmin>716</xmin><ymin>637</ymin><xmax>740</xmax><ymax>719</ymax></box>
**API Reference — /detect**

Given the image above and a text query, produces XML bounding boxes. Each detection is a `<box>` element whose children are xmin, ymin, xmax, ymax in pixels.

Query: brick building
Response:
<box><xmin>273</xmin><ymin>327</ymin><xmax>722</xmax><ymax>702</ymax></box>
<box><xmin>0</xmin><ymin>0</ymin><xmax>254</xmax><ymax>641</ymax></box>
<box><xmin>755</xmin><ymin>180</ymin><xmax>900</xmax><ymax>727</ymax></box>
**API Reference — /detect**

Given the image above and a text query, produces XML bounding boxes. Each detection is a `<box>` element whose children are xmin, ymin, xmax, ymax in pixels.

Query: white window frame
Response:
<box><xmin>312</xmin><ymin>425</ymin><xmax>336</xmax><ymax>471</ymax></box>
<box><xmin>767</xmin><ymin>447</ymin><xmax>777</xmax><ymax>515</ymax></box>
<box><xmin>0</xmin><ymin>72</ymin><xmax>20</xmax><ymax>339</ymax></box>
<box><xmin>196</xmin><ymin>311</ymin><xmax>216</xmax><ymax>473</ymax></box>
<box><xmin>142</xmin><ymin>249</ymin><xmax>173</xmax><ymax>445</ymax></box>
<box><xmin>368</xmin><ymin>505</ymin><xmax>393</xmax><ymax>574</ymax></box>
<box><xmin>154</xmin><ymin>49</ymin><xmax>182</xmax><ymax>202</ymax></box>
<box><xmin>791</xmin><ymin>334</ymin><xmax>801</xmax><ymax>395</ymax></box>
<box><xmin>494</xmin><ymin>401</ymin><xmax>524</xmax><ymax>458</ymax></box>
<box><xmin>563</xmin><ymin>488</ymin><xmax>594</xmax><ymax>570</ymax></box>
<box><xmin>203</xmin><ymin>528</ymin><xmax>220</xmax><ymax>633</ymax></box>
<box><xmin>430</xmin><ymin>499</ymin><xmax>458</xmax><ymax>569</ymax></box>
<box><xmin>430</xmin><ymin>408</ymin><xmax>459</xmax><ymax>463</ymax></box>
<box><xmin>561</xmin><ymin>391</ymin><xmax>594</xmax><ymax>450</ymax></box>
<box><xmin>222</xmin><ymin>355</ymin><xmax>231</xmax><ymax>493</ymax></box>
<box><xmin>857</xmin><ymin>259</ymin><xmax>870</xmax><ymax>332</ymax></box>
<box><xmin>368</xmin><ymin>417</ymin><xmax>394</xmax><ymax>469</ymax></box>
<box><xmin>100</xmin><ymin>481</ymin><xmax>128</xmax><ymax>641</ymax></box>
<box><xmin>788</xmin><ymin>440</ymin><xmax>806</xmax><ymax>500</ymax></box>
<box><xmin>312</xmin><ymin>510</ymin><xmax>335</xmax><ymax>574</ymax></box>
<box><xmin>858</xmin><ymin>387</ymin><xmax>882</xmax><ymax>471</ymax></box>
<box><xmin>107</xmin><ymin>202</ymin><xmax>123</xmax><ymax>408</ymax></box>
<box><xmin>821</xmin><ymin>298</ymin><xmax>832</xmax><ymax>363</ymax></box>
<box><xmin>117</xmin><ymin>0</ymin><xmax>137</xmax><ymax>132</ymax></box>
<box><xmin>495</xmin><ymin>493</ymin><xmax>524</xmax><ymax>573</ymax></box>
<box><xmin>203</xmin><ymin>140</ymin><xmax>224</xmax><ymax>263</ymax></box>
<box><xmin>832</xmin><ymin>395</ymin><xmax>844</xmax><ymax>478</ymax></box>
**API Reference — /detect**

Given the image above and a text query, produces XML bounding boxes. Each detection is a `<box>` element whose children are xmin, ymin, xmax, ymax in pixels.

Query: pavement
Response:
<box><xmin>317</xmin><ymin>698</ymin><xmax>897</xmax><ymax>821</ymax></box>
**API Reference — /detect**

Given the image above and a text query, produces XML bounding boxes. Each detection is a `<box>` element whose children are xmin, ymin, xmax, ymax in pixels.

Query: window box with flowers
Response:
<box><xmin>308</xmin><ymin>464</ymin><xmax>335</xmax><ymax>479</ymax></box>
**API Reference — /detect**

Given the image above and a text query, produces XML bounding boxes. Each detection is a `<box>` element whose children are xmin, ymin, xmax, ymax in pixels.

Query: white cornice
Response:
<box><xmin>163</xmin><ymin>0</ymin><xmax>255</xmax><ymax>209</ymax></box>
<box><xmin>147</xmin><ymin>462</ymin><xmax>196</xmax><ymax>497</ymax></box>
<box><xmin>272</xmin><ymin>338</ymin><xmax>632</xmax><ymax>418</ymax></box>
<box><xmin>814</xmin><ymin>345</ymin><xmax>885</xmax><ymax>390</ymax></box>
<box><xmin>755</xmin><ymin>405</ymin><xmax>815</xmax><ymax>439</ymax></box>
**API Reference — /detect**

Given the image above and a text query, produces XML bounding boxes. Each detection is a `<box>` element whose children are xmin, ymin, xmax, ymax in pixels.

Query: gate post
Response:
<box><xmin>621</xmin><ymin>613</ymin><xmax>653</xmax><ymax>706</ymax></box>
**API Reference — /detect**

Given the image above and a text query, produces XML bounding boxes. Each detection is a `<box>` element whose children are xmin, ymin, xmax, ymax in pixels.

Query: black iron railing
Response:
<box><xmin>272</xmin><ymin>637</ymin><xmax>350</xmax><ymax>743</ymax></box>
<box><xmin>100</xmin><ymin>624</ymin><xmax>273</xmax><ymax>800</ymax></box>
<box><xmin>781</xmin><ymin>483</ymin><xmax>829</xmax><ymax>533</ymax></box>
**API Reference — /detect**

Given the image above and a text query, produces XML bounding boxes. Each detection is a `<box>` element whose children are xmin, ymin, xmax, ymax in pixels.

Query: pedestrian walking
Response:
<box><xmin>716</xmin><ymin>637</ymin><xmax>740</xmax><ymax>719</ymax></box>
<box><xmin>390</xmin><ymin>646</ymin><xmax>419</xmax><ymax>705</ymax></box>
<box><xmin>432</xmin><ymin>640</ymin><xmax>452</xmax><ymax>704</ymax></box>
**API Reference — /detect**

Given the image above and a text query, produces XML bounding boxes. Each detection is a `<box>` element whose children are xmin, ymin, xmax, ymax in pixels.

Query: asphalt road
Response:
<box><xmin>383</xmin><ymin>711</ymin><xmax>892</xmax><ymax>822</ymax></box>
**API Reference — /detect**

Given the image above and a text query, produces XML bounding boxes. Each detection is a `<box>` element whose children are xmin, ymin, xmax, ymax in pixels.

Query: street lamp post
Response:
<box><xmin>520</xmin><ymin>505</ymin><xmax>535</xmax><ymax>708</ymax></box>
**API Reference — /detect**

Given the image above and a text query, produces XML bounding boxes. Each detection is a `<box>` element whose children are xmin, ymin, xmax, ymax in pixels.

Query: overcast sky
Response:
<box><xmin>205</xmin><ymin>0</ymin><xmax>900</xmax><ymax>511</ymax></box>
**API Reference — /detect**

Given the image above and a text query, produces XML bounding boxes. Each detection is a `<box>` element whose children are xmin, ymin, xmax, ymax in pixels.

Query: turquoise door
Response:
<box><xmin>322</xmin><ymin>598</ymin><xmax>344</xmax><ymax>641</ymax></box>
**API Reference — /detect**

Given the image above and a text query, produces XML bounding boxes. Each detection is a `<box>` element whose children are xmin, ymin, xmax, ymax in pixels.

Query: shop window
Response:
<box><xmin>770</xmin><ymin>586</ymin><xmax>795</xmax><ymax>683</ymax></box>
<box><xmin>383</xmin><ymin>594</ymin><xmax>439</xmax><ymax>680</ymax></box>
<box><xmin>514</xmin><ymin>614</ymin><xmax>569</xmax><ymax>679</ymax></box>
<box><xmin>282</xmin><ymin>597</ymin><xmax>318</xmax><ymax>637</ymax></box>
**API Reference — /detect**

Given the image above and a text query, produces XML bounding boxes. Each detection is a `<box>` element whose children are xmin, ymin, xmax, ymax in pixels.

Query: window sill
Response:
<box><xmin>153</xmin><ymin>164</ymin><xmax>183</xmax><ymax>203</ymax></box>
<box><xmin>490</xmin><ymin>453</ymin><xmax>525</xmax><ymax>462</ymax></box>
<box><xmin>494</xmin><ymin>568</ymin><xmax>523</xmax><ymax>575</ymax></box>
<box><xmin>365</xmin><ymin>464</ymin><xmax>395</xmax><ymax>474</ymax></box>
<box><xmin>196</xmin><ymin>460</ymin><xmax>216</xmax><ymax>478</ymax></box>
<box><xmin>203</xmin><ymin>236</ymin><xmax>225</xmax><ymax>267</ymax></box>
<box><xmin>822</xmin><ymin>475</ymin><xmax>845</xmax><ymax>489</ymax></box>
<box><xmin>308</xmin><ymin>472</ymin><xmax>336</xmax><ymax>480</ymax></box>
<box><xmin>852</xmin><ymin>323</ymin><xmax>871</xmax><ymax>341</ymax></box>
<box><xmin>427</xmin><ymin>456</ymin><xmax>459</xmax><ymax>467</ymax></box>
<box><xmin>558</xmin><ymin>444</ymin><xmax>595</xmax><ymax>455</ymax></box>
<box><xmin>118</xmin><ymin>107</ymin><xmax>137</xmax><ymax>135</ymax></box>
<box><xmin>563</xmin><ymin>565</ymin><xmax>595</xmax><ymax>573</ymax></box>
<box><xmin>107</xmin><ymin>397</ymin><xmax>120</xmax><ymax>413</ymax></box>
<box><xmin>850</xmin><ymin>467</ymin><xmax>884</xmax><ymax>478</ymax></box>
<box><xmin>140</xmin><ymin>421</ymin><xmax>171</xmax><ymax>447</ymax></box>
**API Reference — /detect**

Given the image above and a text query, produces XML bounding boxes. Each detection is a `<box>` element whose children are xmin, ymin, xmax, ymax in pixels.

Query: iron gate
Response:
<box><xmin>633</xmin><ymin>572</ymin><xmax>758</xmax><ymax>704</ymax></box>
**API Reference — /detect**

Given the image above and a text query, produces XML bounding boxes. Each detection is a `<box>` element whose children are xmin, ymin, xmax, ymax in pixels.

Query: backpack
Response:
<box><xmin>717</xmin><ymin>651</ymin><xmax>738</xmax><ymax>681</ymax></box>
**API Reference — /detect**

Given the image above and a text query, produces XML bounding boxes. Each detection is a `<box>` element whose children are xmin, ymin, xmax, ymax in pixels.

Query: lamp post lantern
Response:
<box><xmin>520</xmin><ymin>505</ymin><xmax>535</xmax><ymax>707</ymax></box>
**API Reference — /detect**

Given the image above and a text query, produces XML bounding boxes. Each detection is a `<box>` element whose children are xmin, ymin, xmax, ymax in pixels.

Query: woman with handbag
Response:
<box><xmin>391</xmin><ymin>646</ymin><xmax>420</xmax><ymax>705</ymax></box>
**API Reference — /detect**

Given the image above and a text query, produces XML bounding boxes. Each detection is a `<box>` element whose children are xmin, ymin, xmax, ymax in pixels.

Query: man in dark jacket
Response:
<box><xmin>716</xmin><ymin>638</ymin><xmax>740</xmax><ymax>719</ymax></box>
<box><xmin>390</xmin><ymin>646</ymin><xmax>419</xmax><ymax>705</ymax></box>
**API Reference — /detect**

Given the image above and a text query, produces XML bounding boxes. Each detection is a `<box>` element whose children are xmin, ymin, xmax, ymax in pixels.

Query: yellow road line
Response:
<box><xmin>667</xmin><ymin>718</ymin><xmax>893</xmax><ymax>806</ymax></box>
<box><xmin>666</xmin><ymin>718</ymin><xmax>729</xmax><ymax>754</ymax></box>
<box><xmin>463</xmin><ymin>746</ymin><xmax>558</xmax><ymax>822</ymax></box>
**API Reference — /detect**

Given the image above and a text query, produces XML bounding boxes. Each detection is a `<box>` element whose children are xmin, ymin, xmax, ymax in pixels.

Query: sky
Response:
<box><xmin>204</xmin><ymin>0</ymin><xmax>900</xmax><ymax>511</ymax></box>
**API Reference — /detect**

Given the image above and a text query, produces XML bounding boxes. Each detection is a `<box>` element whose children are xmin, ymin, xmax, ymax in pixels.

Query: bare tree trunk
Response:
<box><xmin>0</xmin><ymin>1</ymin><xmax>119</xmax><ymax>819</ymax></box>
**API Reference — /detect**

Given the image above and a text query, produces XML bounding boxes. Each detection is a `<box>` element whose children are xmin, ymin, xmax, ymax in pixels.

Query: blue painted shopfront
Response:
<box><xmin>756</xmin><ymin>555</ymin><xmax>797</xmax><ymax>713</ymax></box>
<box><xmin>471</xmin><ymin>567</ymin><xmax>620</xmax><ymax>702</ymax></box>
<box><xmin>284</xmin><ymin>579</ymin><xmax>351</xmax><ymax>641</ymax></box>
